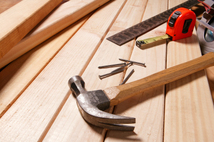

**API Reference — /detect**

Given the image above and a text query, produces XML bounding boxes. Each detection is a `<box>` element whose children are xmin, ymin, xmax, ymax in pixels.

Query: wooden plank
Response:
<box><xmin>165</xmin><ymin>33</ymin><xmax>214</xmax><ymax>142</ymax></box>
<box><xmin>0</xmin><ymin>0</ymin><xmax>110</xmax><ymax>68</ymax></box>
<box><xmin>206</xmin><ymin>66</ymin><xmax>214</xmax><ymax>100</ymax></box>
<box><xmin>0</xmin><ymin>16</ymin><xmax>88</xmax><ymax>117</ymax></box>
<box><xmin>0</xmin><ymin>0</ymin><xmax>62</xmax><ymax>58</ymax></box>
<box><xmin>0</xmin><ymin>0</ymin><xmax>125</xmax><ymax>141</ymax></box>
<box><xmin>0</xmin><ymin>0</ymin><xmax>21</xmax><ymax>13</ymax></box>
<box><xmin>105</xmin><ymin>0</ymin><xmax>167</xmax><ymax>141</ymax></box>
<box><xmin>164</xmin><ymin>0</ymin><xmax>214</xmax><ymax>141</ymax></box>
<box><xmin>43</xmin><ymin>0</ymin><xmax>155</xmax><ymax>141</ymax></box>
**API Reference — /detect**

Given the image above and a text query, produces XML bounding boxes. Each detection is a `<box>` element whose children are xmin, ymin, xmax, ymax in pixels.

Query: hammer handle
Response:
<box><xmin>104</xmin><ymin>52</ymin><xmax>214</xmax><ymax>106</ymax></box>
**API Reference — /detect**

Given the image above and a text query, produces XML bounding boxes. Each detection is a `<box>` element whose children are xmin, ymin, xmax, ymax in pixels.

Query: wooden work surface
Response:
<box><xmin>0</xmin><ymin>0</ymin><xmax>214</xmax><ymax>141</ymax></box>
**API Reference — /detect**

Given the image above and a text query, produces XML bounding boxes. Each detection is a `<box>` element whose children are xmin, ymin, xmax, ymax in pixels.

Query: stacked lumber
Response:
<box><xmin>0</xmin><ymin>17</ymin><xmax>88</xmax><ymax>117</ymax></box>
<box><xmin>0</xmin><ymin>0</ymin><xmax>21</xmax><ymax>13</ymax></box>
<box><xmin>0</xmin><ymin>0</ymin><xmax>214</xmax><ymax>141</ymax></box>
<box><xmin>0</xmin><ymin>0</ymin><xmax>62</xmax><ymax>58</ymax></box>
<box><xmin>0</xmin><ymin>0</ymin><xmax>110</xmax><ymax>68</ymax></box>
<box><xmin>0</xmin><ymin>0</ymin><xmax>126</xmax><ymax>141</ymax></box>
<box><xmin>105</xmin><ymin>0</ymin><xmax>167</xmax><ymax>141</ymax></box>
<box><xmin>0</xmin><ymin>0</ymin><xmax>111</xmax><ymax>118</ymax></box>
<box><xmin>44</xmin><ymin>0</ymin><xmax>149</xmax><ymax>141</ymax></box>
<box><xmin>164</xmin><ymin>0</ymin><xmax>214</xmax><ymax>141</ymax></box>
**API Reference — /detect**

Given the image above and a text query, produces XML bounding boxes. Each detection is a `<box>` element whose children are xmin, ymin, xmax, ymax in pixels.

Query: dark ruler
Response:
<box><xmin>107</xmin><ymin>0</ymin><xmax>200</xmax><ymax>46</ymax></box>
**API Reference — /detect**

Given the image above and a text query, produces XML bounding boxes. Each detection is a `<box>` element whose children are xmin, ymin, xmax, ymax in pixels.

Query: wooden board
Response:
<box><xmin>0</xmin><ymin>0</ymin><xmax>62</xmax><ymax>58</ymax></box>
<box><xmin>105</xmin><ymin>0</ymin><xmax>167</xmax><ymax>141</ymax></box>
<box><xmin>0</xmin><ymin>0</ymin><xmax>214</xmax><ymax>141</ymax></box>
<box><xmin>206</xmin><ymin>66</ymin><xmax>214</xmax><ymax>100</ymax></box>
<box><xmin>0</xmin><ymin>0</ymin><xmax>21</xmax><ymax>13</ymax></box>
<box><xmin>43</xmin><ymin>0</ymin><xmax>148</xmax><ymax>141</ymax></box>
<box><xmin>164</xmin><ymin>0</ymin><xmax>214</xmax><ymax>141</ymax></box>
<box><xmin>0</xmin><ymin>0</ymin><xmax>110</xmax><ymax>68</ymax></box>
<box><xmin>0</xmin><ymin>0</ymin><xmax>126</xmax><ymax>141</ymax></box>
<box><xmin>0</xmin><ymin>16</ymin><xmax>88</xmax><ymax>117</ymax></box>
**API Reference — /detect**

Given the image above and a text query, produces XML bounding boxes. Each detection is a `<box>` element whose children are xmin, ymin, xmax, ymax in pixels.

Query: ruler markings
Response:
<box><xmin>107</xmin><ymin>0</ymin><xmax>199</xmax><ymax>45</ymax></box>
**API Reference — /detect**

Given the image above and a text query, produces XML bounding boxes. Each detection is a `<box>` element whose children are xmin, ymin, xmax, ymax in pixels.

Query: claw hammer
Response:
<box><xmin>68</xmin><ymin>52</ymin><xmax>214</xmax><ymax>131</ymax></box>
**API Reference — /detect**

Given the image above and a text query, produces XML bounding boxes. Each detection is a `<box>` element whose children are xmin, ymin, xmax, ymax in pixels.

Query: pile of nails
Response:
<box><xmin>98</xmin><ymin>59</ymin><xmax>146</xmax><ymax>85</ymax></box>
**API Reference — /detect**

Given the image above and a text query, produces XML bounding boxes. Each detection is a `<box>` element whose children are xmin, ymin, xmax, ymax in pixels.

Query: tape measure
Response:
<box><xmin>107</xmin><ymin>0</ymin><xmax>199</xmax><ymax>46</ymax></box>
<box><xmin>136</xmin><ymin>8</ymin><xmax>196</xmax><ymax>48</ymax></box>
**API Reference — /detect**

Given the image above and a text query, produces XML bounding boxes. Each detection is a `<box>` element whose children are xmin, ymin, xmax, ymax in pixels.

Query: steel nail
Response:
<box><xmin>99</xmin><ymin>68</ymin><xmax>125</xmax><ymax>80</ymax></box>
<box><xmin>120</xmin><ymin>69</ymin><xmax>135</xmax><ymax>85</ymax></box>
<box><xmin>98</xmin><ymin>63</ymin><xmax>126</xmax><ymax>69</ymax></box>
<box><xmin>119</xmin><ymin>58</ymin><xmax>146</xmax><ymax>67</ymax></box>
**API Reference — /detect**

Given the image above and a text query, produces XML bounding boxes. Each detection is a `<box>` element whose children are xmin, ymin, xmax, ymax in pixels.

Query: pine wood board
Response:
<box><xmin>0</xmin><ymin>0</ymin><xmax>62</xmax><ymax>58</ymax></box>
<box><xmin>0</xmin><ymin>0</ymin><xmax>125</xmax><ymax>141</ymax></box>
<box><xmin>206</xmin><ymin>67</ymin><xmax>214</xmax><ymax>100</ymax></box>
<box><xmin>0</xmin><ymin>0</ymin><xmax>21</xmax><ymax>13</ymax></box>
<box><xmin>43</xmin><ymin>0</ymin><xmax>148</xmax><ymax>141</ymax></box>
<box><xmin>0</xmin><ymin>0</ymin><xmax>110</xmax><ymax>69</ymax></box>
<box><xmin>0</xmin><ymin>17</ymin><xmax>88</xmax><ymax>117</ymax></box>
<box><xmin>0</xmin><ymin>0</ymin><xmax>214</xmax><ymax>141</ymax></box>
<box><xmin>164</xmin><ymin>0</ymin><xmax>214</xmax><ymax>141</ymax></box>
<box><xmin>105</xmin><ymin>0</ymin><xmax>167</xmax><ymax>141</ymax></box>
<box><xmin>165</xmin><ymin>34</ymin><xmax>214</xmax><ymax>142</ymax></box>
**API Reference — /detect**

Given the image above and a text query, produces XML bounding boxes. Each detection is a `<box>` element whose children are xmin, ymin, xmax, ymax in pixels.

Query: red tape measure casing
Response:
<box><xmin>166</xmin><ymin>7</ymin><xmax>196</xmax><ymax>41</ymax></box>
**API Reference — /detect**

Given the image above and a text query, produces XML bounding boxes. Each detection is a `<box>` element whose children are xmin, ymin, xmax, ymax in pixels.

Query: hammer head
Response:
<box><xmin>68</xmin><ymin>75</ymin><xmax>135</xmax><ymax>131</ymax></box>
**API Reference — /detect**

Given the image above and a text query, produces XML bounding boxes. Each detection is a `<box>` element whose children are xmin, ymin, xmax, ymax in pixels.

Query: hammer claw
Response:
<box><xmin>95</xmin><ymin>122</ymin><xmax>135</xmax><ymax>131</ymax></box>
<box><xmin>83</xmin><ymin>110</ymin><xmax>135</xmax><ymax>131</ymax></box>
<box><xmin>68</xmin><ymin>75</ymin><xmax>135</xmax><ymax>130</ymax></box>
<box><xmin>69</xmin><ymin>53</ymin><xmax>214</xmax><ymax>131</ymax></box>
<box><xmin>79</xmin><ymin>104</ymin><xmax>135</xmax><ymax>131</ymax></box>
<box><xmin>76</xmin><ymin>91</ymin><xmax>135</xmax><ymax>130</ymax></box>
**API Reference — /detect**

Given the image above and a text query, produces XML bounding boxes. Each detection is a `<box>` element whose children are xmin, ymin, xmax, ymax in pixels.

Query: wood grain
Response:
<box><xmin>164</xmin><ymin>0</ymin><xmax>214</xmax><ymax>141</ymax></box>
<box><xmin>105</xmin><ymin>0</ymin><xmax>167</xmax><ymax>141</ymax></box>
<box><xmin>0</xmin><ymin>0</ymin><xmax>62</xmax><ymax>58</ymax></box>
<box><xmin>106</xmin><ymin>52</ymin><xmax>214</xmax><ymax>106</ymax></box>
<box><xmin>0</xmin><ymin>0</ymin><xmax>125</xmax><ymax>141</ymax></box>
<box><xmin>0</xmin><ymin>0</ymin><xmax>21</xmax><ymax>13</ymax></box>
<box><xmin>0</xmin><ymin>0</ymin><xmax>213</xmax><ymax>141</ymax></box>
<box><xmin>0</xmin><ymin>16</ymin><xmax>88</xmax><ymax>117</ymax></box>
<box><xmin>43</xmin><ymin>0</ymin><xmax>151</xmax><ymax>141</ymax></box>
<box><xmin>206</xmin><ymin>66</ymin><xmax>214</xmax><ymax>100</ymax></box>
<box><xmin>0</xmin><ymin>0</ymin><xmax>111</xmax><ymax>68</ymax></box>
<box><xmin>165</xmin><ymin>37</ymin><xmax>214</xmax><ymax>142</ymax></box>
